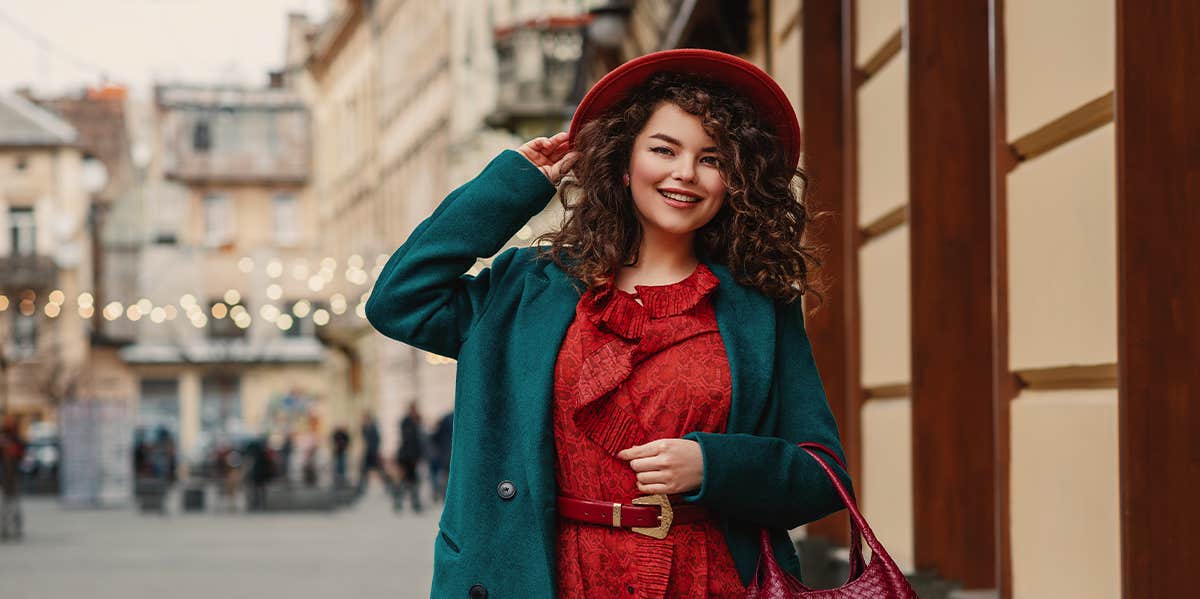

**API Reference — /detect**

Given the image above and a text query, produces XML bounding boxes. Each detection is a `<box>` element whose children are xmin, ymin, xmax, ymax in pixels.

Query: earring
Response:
<box><xmin>622</xmin><ymin>173</ymin><xmax>630</xmax><ymax>186</ymax></box>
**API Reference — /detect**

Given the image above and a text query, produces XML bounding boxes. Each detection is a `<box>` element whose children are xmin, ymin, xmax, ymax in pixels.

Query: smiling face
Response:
<box><xmin>626</xmin><ymin>102</ymin><xmax>728</xmax><ymax>244</ymax></box>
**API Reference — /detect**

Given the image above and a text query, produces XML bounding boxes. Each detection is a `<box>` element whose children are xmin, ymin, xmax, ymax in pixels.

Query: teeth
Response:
<box><xmin>660</xmin><ymin>191</ymin><xmax>700</xmax><ymax>203</ymax></box>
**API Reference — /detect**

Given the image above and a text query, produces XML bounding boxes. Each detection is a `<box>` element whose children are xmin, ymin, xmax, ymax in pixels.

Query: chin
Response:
<box><xmin>645</xmin><ymin>219</ymin><xmax>709</xmax><ymax>237</ymax></box>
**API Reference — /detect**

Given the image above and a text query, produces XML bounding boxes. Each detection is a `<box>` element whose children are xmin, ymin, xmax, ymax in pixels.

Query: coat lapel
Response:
<box><xmin>702</xmin><ymin>260</ymin><xmax>776</xmax><ymax>434</ymax></box>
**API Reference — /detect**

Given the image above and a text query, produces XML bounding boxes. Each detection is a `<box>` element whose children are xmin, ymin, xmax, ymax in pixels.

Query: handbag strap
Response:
<box><xmin>795</xmin><ymin>442</ymin><xmax>866</xmax><ymax>579</ymax></box>
<box><xmin>796</xmin><ymin>442</ymin><xmax>897</xmax><ymax>573</ymax></box>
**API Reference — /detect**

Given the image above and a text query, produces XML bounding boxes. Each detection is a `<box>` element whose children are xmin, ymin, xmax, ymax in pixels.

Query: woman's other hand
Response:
<box><xmin>617</xmin><ymin>438</ymin><xmax>704</xmax><ymax>495</ymax></box>
<box><xmin>516</xmin><ymin>132</ymin><xmax>579</xmax><ymax>185</ymax></box>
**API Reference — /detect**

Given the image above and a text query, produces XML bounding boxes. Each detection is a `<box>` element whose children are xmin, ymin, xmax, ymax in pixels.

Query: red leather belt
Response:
<box><xmin>557</xmin><ymin>494</ymin><xmax>713</xmax><ymax>539</ymax></box>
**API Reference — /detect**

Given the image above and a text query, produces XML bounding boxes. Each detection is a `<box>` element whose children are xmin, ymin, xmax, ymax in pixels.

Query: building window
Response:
<box><xmin>273</xmin><ymin>193</ymin><xmax>299</xmax><ymax>246</ymax></box>
<box><xmin>8</xmin><ymin>207</ymin><xmax>35</xmax><ymax>256</ymax></box>
<box><xmin>153</xmin><ymin>232</ymin><xmax>178</xmax><ymax>245</ymax></box>
<box><xmin>202</xmin><ymin>193</ymin><xmax>233</xmax><ymax>247</ymax></box>
<box><xmin>10</xmin><ymin>311</ymin><xmax>36</xmax><ymax>358</ymax></box>
<box><xmin>207</xmin><ymin>299</ymin><xmax>247</xmax><ymax>340</ymax></box>
<box><xmin>193</xmin><ymin>120</ymin><xmax>211</xmax><ymax>152</ymax></box>
<box><xmin>200</xmin><ymin>376</ymin><xmax>241</xmax><ymax>444</ymax></box>
<box><xmin>137</xmin><ymin>379</ymin><xmax>181</xmax><ymax>438</ymax></box>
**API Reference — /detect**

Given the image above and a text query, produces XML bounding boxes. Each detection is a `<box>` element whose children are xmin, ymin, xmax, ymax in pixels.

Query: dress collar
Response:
<box><xmin>583</xmin><ymin>263</ymin><xmax>720</xmax><ymax>339</ymax></box>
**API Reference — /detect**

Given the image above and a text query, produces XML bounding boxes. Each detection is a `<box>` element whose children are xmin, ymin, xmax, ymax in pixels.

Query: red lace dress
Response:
<box><xmin>553</xmin><ymin>264</ymin><xmax>746</xmax><ymax>598</ymax></box>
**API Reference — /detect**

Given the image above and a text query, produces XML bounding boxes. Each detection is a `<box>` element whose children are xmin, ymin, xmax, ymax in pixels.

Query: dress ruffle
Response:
<box><xmin>570</xmin><ymin>265</ymin><xmax>721</xmax><ymax>457</ymax></box>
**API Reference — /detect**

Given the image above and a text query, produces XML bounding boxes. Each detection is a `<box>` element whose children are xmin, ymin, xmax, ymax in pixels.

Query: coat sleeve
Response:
<box><xmin>364</xmin><ymin>150</ymin><xmax>558</xmax><ymax>359</ymax></box>
<box><xmin>682</xmin><ymin>301</ymin><xmax>853</xmax><ymax>530</ymax></box>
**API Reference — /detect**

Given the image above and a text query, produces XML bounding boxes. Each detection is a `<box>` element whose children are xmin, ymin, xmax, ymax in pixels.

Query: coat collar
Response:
<box><xmin>536</xmin><ymin>255</ymin><xmax>776</xmax><ymax>434</ymax></box>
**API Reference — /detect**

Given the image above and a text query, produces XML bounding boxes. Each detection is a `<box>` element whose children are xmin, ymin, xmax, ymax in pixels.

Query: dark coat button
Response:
<box><xmin>497</xmin><ymin>480</ymin><xmax>516</xmax><ymax>500</ymax></box>
<box><xmin>468</xmin><ymin>583</ymin><xmax>488</xmax><ymax>598</ymax></box>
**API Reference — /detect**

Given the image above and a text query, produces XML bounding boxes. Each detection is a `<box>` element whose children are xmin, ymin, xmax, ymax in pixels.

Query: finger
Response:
<box><xmin>627</xmin><ymin>455</ymin><xmax>666</xmax><ymax>472</ymax></box>
<box><xmin>558</xmin><ymin>151</ymin><xmax>580</xmax><ymax>174</ymax></box>
<box><xmin>636</xmin><ymin>470</ymin><xmax>670</xmax><ymax>485</ymax></box>
<box><xmin>637</xmin><ymin>482</ymin><xmax>671</xmax><ymax>495</ymax></box>
<box><xmin>617</xmin><ymin>442</ymin><xmax>660</xmax><ymax>461</ymax></box>
<box><xmin>543</xmin><ymin>132</ymin><xmax>570</xmax><ymax>153</ymax></box>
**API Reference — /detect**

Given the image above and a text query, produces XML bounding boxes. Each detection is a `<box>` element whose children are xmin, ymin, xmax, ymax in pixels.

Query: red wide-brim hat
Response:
<box><xmin>569</xmin><ymin>48</ymin><xmax>802</xmax><ymax>170</ymax></box>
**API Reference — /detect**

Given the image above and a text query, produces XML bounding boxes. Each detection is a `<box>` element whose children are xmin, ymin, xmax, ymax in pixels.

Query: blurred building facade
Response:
<box><xmin>112</xmin><ymin>83</ymin><xmax>339</xmax><ymax>463</ymax></box>
<box><xmin>0</xmin><ymin>93</ymin><xmax>91</xmax><ymax>425</ymax></box>
<box><xmin>301</xmin><ymin>0</ymin><xmax>589</xmax><ymax>456</ymax></box>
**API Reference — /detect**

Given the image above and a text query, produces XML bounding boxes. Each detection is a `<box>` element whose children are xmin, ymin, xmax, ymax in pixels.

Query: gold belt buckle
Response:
<box><xmin>629</xmin><ymin>494</ymin><xmax>673</xmax><ymax>539</ymax></box>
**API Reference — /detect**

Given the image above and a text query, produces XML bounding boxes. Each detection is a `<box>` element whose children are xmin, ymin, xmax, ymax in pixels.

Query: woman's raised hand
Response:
<box><xmin>516</xmin><ymin>132</ymin><xmax>579</xmax><ymax>185</ymax></box>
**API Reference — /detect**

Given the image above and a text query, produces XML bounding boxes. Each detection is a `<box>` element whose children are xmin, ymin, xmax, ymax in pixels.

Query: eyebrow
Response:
<box><xmin>649</xmin><ymin>133</ymin><xmax>719</xmax><ymax>153</ymax></box>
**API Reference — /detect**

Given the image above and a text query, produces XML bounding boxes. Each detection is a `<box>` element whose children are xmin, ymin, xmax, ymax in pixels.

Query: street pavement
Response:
<box><xmin>0</xmin><ymin>484</ymin><xmax>440</xmax><ymax>599</ymax></box>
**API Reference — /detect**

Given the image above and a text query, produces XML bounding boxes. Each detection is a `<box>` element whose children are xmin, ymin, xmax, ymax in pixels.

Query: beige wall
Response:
<box><xmin>856</xmin><ymin>0</ymin><xmax>905</xmax><ymax>68</ymax></box>
<box><xmin>770</xmin><ymin>0</ymin><xmax>803</xmax><ymax>123</ymax></box>
<box><xmin>1005</xmin><ymin>0</ymin><xmax>1115</xmax><ymax>139</ymax></box>
<box><xmin>1005</xmin><ymin>2</ymin><xmax>1118</xmax><ymax>595</ymax></box>
<box><xmin>861</xmin><ymin>397</ymin><xmax>915</xmax><ymax>573</ymax></box>
<box><xmin>1007</xmin><ymin>124</ymin><xmax>1116</xmax><ymax>370</ymax></box>
<box><xmin>860</xmin><ymin>226</ymin><xmax>910</xmax><ymax>387</ymax></box>
<box><xmin>853</xmin><ymin>1</ymin><xmax>914</xmax><ymax>572</ymax></box>
<box><xmin>856</xmin><ymin>54</ymin><xmax>908</xmax><ymax>228</ymax></box>
<box><xmin>1010</xmin><ymin>390</ymin><xmax>1119</xmax><ymax>599</ymax></box>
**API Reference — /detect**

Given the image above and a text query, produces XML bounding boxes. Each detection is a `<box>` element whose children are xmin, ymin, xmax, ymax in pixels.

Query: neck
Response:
<box><xmin>619</xmin><ymin>228</ymin><xmax>699</xmax><ymax>287</ymax></box>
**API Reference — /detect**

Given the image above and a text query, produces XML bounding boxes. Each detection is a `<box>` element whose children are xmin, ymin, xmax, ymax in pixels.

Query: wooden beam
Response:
<box><xmin>800</xmin><ymin>0</ymin><xmax>854</xmax><ymax>547</ymax></box>
<box><xmin>864</xmin><ymin>383</ymin><xmax>910</xmax><ymax>400</ymax></box>
<box><xmin>859</xmin><ymin>204</ymin><xmax>907</xmax><ymax>244</ymax></box>
<box><xmin>1117</xmin><ymin>2</ymin><xmax>1200</xmax><ymax>595</ymax></box>
<box><xmin>908</xmin><ymin>0</ymin><xmax>997</xmax><ymax>588</ymax></box>
<box><xmin>859</xmin><ymin>28</ymin><xmax>903</xmax><ymax>82</ymax></box>
<box><xmin>1010</xmin><ymin>92</ymin><xmax>1114</xmax><ymax>163</ymax></box>
<box><xmin>1014</xmin><ymin>364</ymin><xmax>1118</xmax><ymax>391</ymax></box>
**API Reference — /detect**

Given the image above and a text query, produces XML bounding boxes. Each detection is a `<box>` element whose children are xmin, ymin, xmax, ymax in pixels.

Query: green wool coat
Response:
<box><xmin>366</xmin><ymin>150</ymin><xmax>852</xmax><ymax>598</ymax></box>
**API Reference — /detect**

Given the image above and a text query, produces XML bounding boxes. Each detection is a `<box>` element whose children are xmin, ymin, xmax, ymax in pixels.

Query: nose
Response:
<box><xmin>672</xmin><ymin>159</ymin><xmax>697</xmax><ymax>182</ymax></box>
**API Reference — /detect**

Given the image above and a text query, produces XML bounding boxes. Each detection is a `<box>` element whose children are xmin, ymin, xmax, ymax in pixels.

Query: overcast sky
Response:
<box><xmin>0</xmin><ymin>0</ymin><xmax>330</xmax><ymax>99</ymax></box>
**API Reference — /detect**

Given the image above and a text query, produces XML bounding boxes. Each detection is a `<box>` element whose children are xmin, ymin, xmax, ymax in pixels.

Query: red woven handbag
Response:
<box><xmin>745</xmin><ymin>442</ymin><xmax>918</xmax><ymax>598</ymax></box>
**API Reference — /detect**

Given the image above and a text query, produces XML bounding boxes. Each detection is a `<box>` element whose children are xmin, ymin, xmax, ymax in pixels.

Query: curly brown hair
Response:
<box><xmin>535</xmin><ymin>71</ymin><xmax>820</xmax><ymax>305</ymax></box>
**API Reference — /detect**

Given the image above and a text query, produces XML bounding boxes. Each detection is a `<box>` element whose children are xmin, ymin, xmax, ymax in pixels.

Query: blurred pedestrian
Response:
<box><xmin>394</xmin><ymin>403</ymin><xmax>425</xmax><ymax>513</ymax></box>
<box><xmin>212</xmin><ymin>437</ymin><xmax>242</xmax><ymax>513</ymax></box>
<box><xmin>428</xmin><ymin>410</ymin><xmax>453</xmax><ymax>502</ymax></box>
<box><xmin>364</xmin><ymin>50</ymin><xmax>852</xmax><ymax>596</ymax></box>
<box><xmin>245</xmin><ymin>436</ymin><xmax>274</xmax><ymax>511</ymax></box>
<box><xmin>278</xmin><ymin>431</ymin><xmax>294</xmax><ymax>485</ymax></box>
<box><xmin>331</xmin><ymin>426</ymin><xmax>350</xmax><ymax>488</ymax></box>
<box><xmin>150</xmin><ymin>426</ymin><xmax>177</xmax><ymax>485</ymax></box>
<box><xmin>355</xmin><ymin>413</ymin><xmax>394</xmax><ymax>497</ymax></box>
<box><xmin>0</xmin><ymin>416</ymin><xmax>25</xmax><ymax>541</ymax></box>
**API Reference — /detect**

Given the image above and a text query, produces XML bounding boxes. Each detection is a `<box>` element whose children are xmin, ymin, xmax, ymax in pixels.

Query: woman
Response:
<box><xmin>367</xmin><ymin>49</ymin><xmax>851</xmax><ymax>598</ymax></box>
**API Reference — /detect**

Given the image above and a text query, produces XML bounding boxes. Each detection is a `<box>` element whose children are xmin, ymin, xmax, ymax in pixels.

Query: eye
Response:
<box><xmin>700</xmin><ymin>156</ymin><xmax>720</xmax><ymax>167</ymax></box>
<box><xmin>650</xmin><ymin>146</ymin><xmax>674</xmax><ymax>156</ymax></box>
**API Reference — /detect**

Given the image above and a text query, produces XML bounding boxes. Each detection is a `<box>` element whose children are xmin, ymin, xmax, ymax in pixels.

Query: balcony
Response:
<box><xmin>488</xmin><ymin>16</ymin><xmax>589</xmax><ymax>134</ymax></box>
<box><xmin>0</xmin><ymin>254</ymin><xmax>58</xmax><ymax>290</ymax></box>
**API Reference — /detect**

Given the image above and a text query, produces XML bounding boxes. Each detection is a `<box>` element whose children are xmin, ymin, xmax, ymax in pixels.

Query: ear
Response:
<box><xmin>623</xmin><ymin>173</ymin><xmax>630</xmax><ymax>186</ymax></box>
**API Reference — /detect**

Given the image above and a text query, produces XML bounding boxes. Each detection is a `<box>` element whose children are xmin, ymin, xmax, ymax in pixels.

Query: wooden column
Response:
<box><xmin>987</xmin><ymin>0</ymin><xmax>1016</xmax><ymax>596</ymax></box>
<box><xmin>907</xmin><ymin>0</ymin><xmax>996</xmax><ymax>588</ymax></box>
<box><xmin>1116</xmin><ymin>2</ymin><xmax>1200</xmax><ymax>596</ymax></box>
<box><xmin>802</xmin><ymin>0</ymin><xmax>855</xmax><ymax>545</ymax></box>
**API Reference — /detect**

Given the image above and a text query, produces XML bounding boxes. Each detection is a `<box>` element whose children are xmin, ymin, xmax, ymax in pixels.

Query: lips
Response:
<box><xmin>658</xmin><ymin>189</ymin><xmax>702</xmax><ymax>204</ymax></box>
